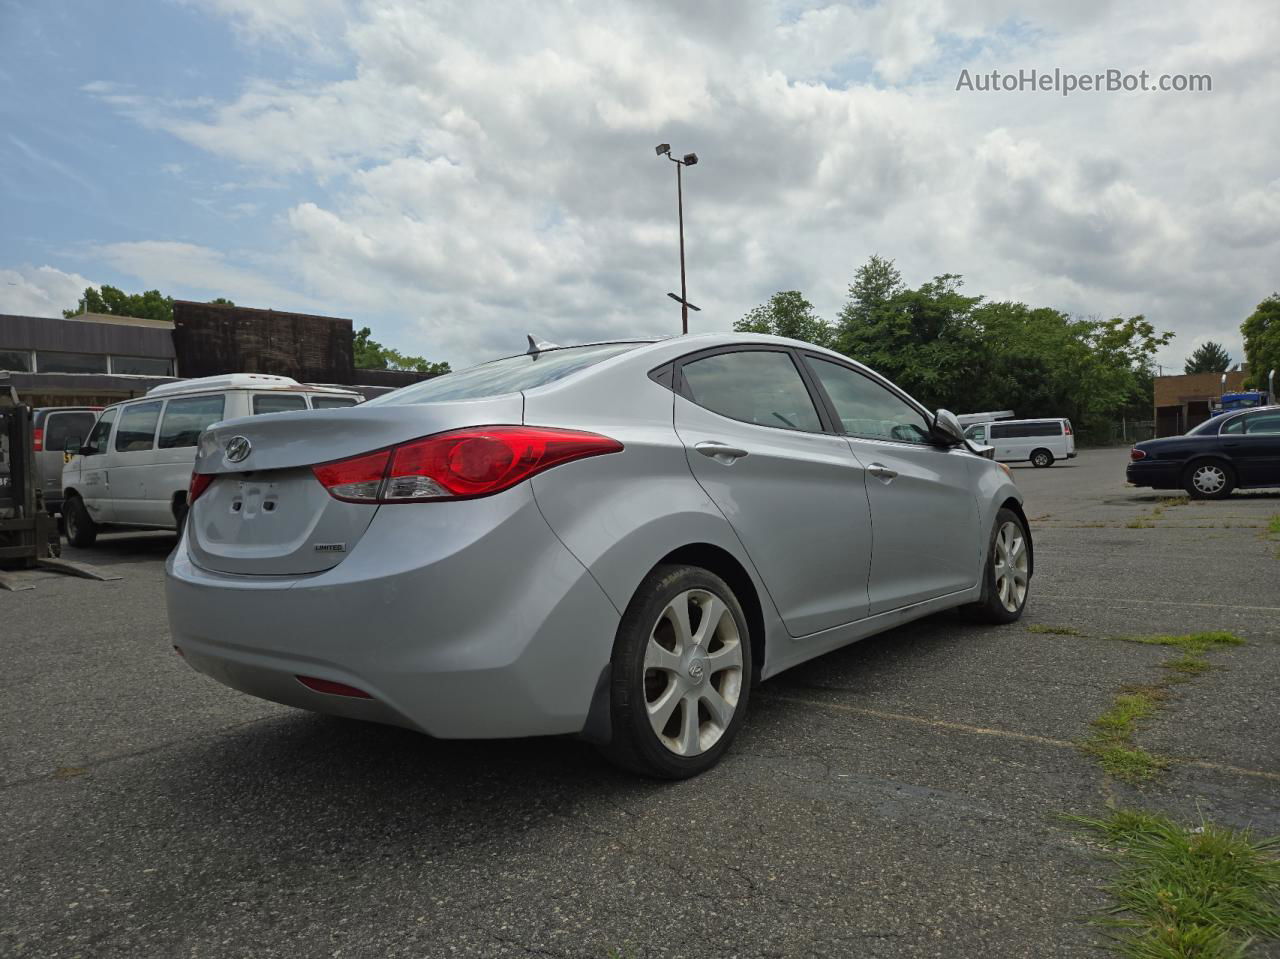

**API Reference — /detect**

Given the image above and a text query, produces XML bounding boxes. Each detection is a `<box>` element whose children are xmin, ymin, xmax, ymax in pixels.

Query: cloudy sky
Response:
<box><xmin>1</xmin><ymin>0</ymin><xmax>1277</xmax><ymax>371</ymax></box>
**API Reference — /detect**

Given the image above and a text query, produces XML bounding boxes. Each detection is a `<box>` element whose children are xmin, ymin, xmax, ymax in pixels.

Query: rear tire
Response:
<box><xmin>1030</xmin><ymin>449</ymin><xmax>1054</xmax><ymax>468</ymax></box>
<box><xmin>1183</xmin><ymin>459</ymin><xmax>1234</xmax><ymax>499</ymax></box>
<box><xmin>963</xmin><ymin>508</ymin><xmax>1030</xmax><ymax>624</ymax></box>
<box><xmin>600</xmin><ymin>565</ymin><xmax>752</xmax><ymax>779</ymax></box>
<box><xmin>63</xmin><ymin>494</ymin><xmax>98</xmax><ymax>548</ymax></box>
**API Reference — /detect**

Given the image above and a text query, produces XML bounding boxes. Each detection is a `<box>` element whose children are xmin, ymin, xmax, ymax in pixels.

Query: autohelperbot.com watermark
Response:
<box><xmin>955</xmin><ymin>68</ymin><xmax>1211</xmax><ymax>96</ymax></box>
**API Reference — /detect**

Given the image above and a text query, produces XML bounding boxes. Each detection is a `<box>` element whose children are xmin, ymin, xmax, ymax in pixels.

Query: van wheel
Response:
<box><xmin>1030</xmin><ymin>449</ymin><xmax>1054</xmax><ymax>468</ymax></box>
<box><xmin>600</xmin><ymin>565</ymin><xmax>752</xmax><ymax>779</ymax></box>
<box><xmin>64</xmin><ymin>494</ymin><xmax>98</xmax><ymax>548</ymax></box>
<box><xmin>1183</xmin><ymin>460</ymin><xmax>1234</xmax><ymax>499</ymax></box>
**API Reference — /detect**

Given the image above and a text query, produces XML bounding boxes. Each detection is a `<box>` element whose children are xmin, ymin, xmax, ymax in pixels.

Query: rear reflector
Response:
<box><xmin>312</xmin><ymin>426</ymin><xmax>623</xmax><ymax>503</ymax></box>
<box><xmin>1130</xmin><ymin>448</ymin><xmax>1147</xmax><ymax>461</ymax></box>
<box><xmin>32</xmin><ymin>428</ymin><xmax>44</xmax><ymax>452</ymax></box>
<box><xmin>296</xmin><ymin>675</ymin><xmax>373</xmax><ymax>698</ymax></box>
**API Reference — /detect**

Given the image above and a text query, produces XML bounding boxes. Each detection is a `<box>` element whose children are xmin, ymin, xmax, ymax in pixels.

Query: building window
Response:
<box><xmin>36</xmin><ymin>351</ymin><xmax>108</xmax><ymax>374</ymax></box>
<box><xmin>0</xmin><ymin>349</ymin><xmax>33</xmax><ymax>371</ymax></box>
<box><xmin>111</xmin><ymin>355</ymin><xmax>174</xmax><ymax>376</ymax></box>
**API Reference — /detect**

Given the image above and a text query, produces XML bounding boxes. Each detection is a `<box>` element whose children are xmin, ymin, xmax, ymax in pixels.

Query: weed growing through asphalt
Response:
<box><xmin>1067</xmin><ymin>809</ymin><xmax>1280</xmax><ymax>958</ymax></box>
<box><xmin>1080</xmin><ymin>633</ymin><xmax>1245</xmax><ymax>783</ymax></box>
<box><xmin>1158</xmin><ymin>495</ymin><xmax>1190</xmax><ymax>508</ymax></box>
<box><xmin>1267</xmin><ymin>514</ymin><xmax>1280</xmax><ymax>536</ymax></box>
<box><xmin>1028</xmin><ymin>624</ymin><xmax>1084</xmax><ymax>636</ymax></box>
<box><xmin>1126</xmin><ymin>517</ymin><xmax>1156</xmax><ymax>529</ymax></box>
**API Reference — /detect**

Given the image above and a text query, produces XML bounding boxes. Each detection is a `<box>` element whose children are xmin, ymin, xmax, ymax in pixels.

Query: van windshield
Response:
<box><xmin>368</xmin><ymin>342</ymin><xmax>646</xmax><ymax>405</ymax></box>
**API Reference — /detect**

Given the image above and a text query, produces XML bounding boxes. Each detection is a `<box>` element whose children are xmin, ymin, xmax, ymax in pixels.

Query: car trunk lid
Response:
<box><xmin>187</xmin><ymin>395</ymin><xmax>523</xmax><ymax>575</ymax></box>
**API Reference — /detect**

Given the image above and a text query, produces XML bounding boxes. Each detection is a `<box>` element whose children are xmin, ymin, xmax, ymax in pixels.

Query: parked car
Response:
<box><xmin>963</xmin><ymin>418</ymin><xmax>1075</xmax><ymax>467</ymax></box>
<box><xmin>62</xmin><ymin>374</ymin><xmax>363</xmax><ymax>546</ymax></box>
<box><xmin>166</xmin><ymin>334</ymin><xmax>1032</xmax><ymax>778</ymax></box>
<box><xmin>1128</xmin><ymin>405</ymin><xmax>1280</xmax><ymax>498</ymax></box>
<box><xmin>33</xmin><ymin>407</ymin><xmax>101</xmax><ymax>516</ymax></box>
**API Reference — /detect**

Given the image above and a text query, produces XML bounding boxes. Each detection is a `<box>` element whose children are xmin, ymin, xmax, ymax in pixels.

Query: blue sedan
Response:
<box><xmin>1128</xmin><ymin>405</ymin><xmax>1280</xmax><ymax>498</ymax></box>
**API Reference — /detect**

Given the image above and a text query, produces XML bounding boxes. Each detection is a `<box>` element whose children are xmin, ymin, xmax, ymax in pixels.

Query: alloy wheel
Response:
<box><xmin>993</xmin><ymin>521</ymin><xmax>1029</xmax><ymax>613</ymax></box>
<box><xmin>1192</xmin><ymin>464</ymin><xmax>1226</xmax><ymax>495</ymax></box>
<box><xmin>643</xmin><ymin>589</ymin><xmax>744</xmax><ymax>756</ymax></box>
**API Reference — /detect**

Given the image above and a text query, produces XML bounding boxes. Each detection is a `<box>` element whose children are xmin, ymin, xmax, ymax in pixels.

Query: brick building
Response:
<box><xmin>1152</xmin><ymin>369</ymin><xmax>1248</xmax><ymax>437</ymax></box>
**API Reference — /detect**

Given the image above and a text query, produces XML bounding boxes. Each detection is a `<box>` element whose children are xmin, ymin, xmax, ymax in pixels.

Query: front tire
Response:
<box><xmin>964</xmin><ymin>508</ymin><xmax>1030</xmax><ymax>624</ymax></box>
<box><xmin>1183</xmin><ymin>459</ymin><xmax>1234</xmax><ymax>499</ymax></box>
<box><xmin>63</xmin><ymin>494</ymin><xmax>98</xmax><ymax>548</ymax></box>
<box><xmin>1030</xmin><ymin>449</ymin><xmax>1054</xmax><ymax>468</ymax></box>
<box><xmin>600</xmin><ymin>565</ymin><xmax>752</xmax><ymax>779</ymax></box>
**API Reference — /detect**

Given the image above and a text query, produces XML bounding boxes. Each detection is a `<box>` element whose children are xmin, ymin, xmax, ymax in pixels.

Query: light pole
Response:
<box><xmin>655</xmin><ymin>143</ymin><xmax>700</xmax><ymax>334</ymax></box>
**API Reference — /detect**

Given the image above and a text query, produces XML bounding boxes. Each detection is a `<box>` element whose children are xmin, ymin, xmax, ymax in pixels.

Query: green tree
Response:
<box><xmin>353</xmin><ymin>326</ymin><xmax>450</xmax><ymax>375</ymax></box>
<box><xmin>208</xmin><ymin>297</ymin><xmax>237</xmax><ymax>306</ymax></box>
<box><xmin>734</xmin><ymin>291</ymin><xmax>834</xmax><ymax>347</ymax></box>
<box><xmin>65</xmin><ymin>285</ymin><xmax>174</xmax><ymax>323</ymax></box>
<box><xmin>1183</xmin><ymin>340</ymin><xmax>1231</xmax><ymax>374</ymax></box>
<box><xmin>1240</xmin><ymin>294</ymin><xmax>1280</xmax><ymax>391</ymax></box>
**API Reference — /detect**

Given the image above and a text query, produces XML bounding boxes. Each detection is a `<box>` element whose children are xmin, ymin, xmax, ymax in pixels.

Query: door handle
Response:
<box><xmin>867</xmin><ymin>463</ymin><xmax>898</xmax><ymax>481</ymax></box>
<box><xmin>695</xmin><ymin>441</ymin><xmax>749</xmax><ymax>462</ymax></box>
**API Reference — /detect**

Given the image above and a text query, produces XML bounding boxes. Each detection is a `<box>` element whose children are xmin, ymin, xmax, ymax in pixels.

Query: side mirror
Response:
<box><xmin>931</xmin><ymin>409</ymin><xmax>965</xmax><ymax>446</ymax></box>
<box><xmin>64</xmin><ymin>436</ymin><xmax>84</xmax><ymax>453</ymax></box>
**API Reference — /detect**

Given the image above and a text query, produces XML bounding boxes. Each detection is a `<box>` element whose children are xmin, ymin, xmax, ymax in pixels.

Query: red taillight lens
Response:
<box><xmin>1063</xmin><ymin>422</ymin><xmax>1072</xmax><ymax>435</ymax></box>
<box><xmin>296</xmin><ymin>675</ymin><xmax>372</xmax><ymax>698</ymax></box>
<box><xmin>312</xmin><ymin>449</ymin><xmax>391</xmax><ymax>503</ymax></box>
<box><xmin>311</xmin><ymin>426</ymin><xmax>623</xmax><ymax>503</ymax></box>
<box><xmin>1130</xmin><ymin>448</ymin><xmax>1146</xmax><ymax>461</ymax></box>
<box><xmin>32</xmin><ymin>428</ymin><xmax>44</xmax><ymax>452</ymax></box>
<box><xmin>189</xmin><ymin>473</ymin><xmax>215</xmax><ymax>502</ymax></box>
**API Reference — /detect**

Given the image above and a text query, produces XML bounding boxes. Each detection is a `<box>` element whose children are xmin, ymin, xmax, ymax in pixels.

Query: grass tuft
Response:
<box><xmin>1126</xmin><ymin>518</ymin><xmax>1156</xmax><ymax>529</ymax></box>
<box><xmin>1069</xmin><ymin>809</ymin><xmax>1280</xmax><ymax>957</ymax></box>
<box><xmin>1267</xmin><ymin>514</ymin><xmax>1280</xmax><ymax>537</ymax></box>
<box><xmin>1115</xmin><ymin>632</ymin><xmax>1245</xmax><ymax>655</ymax></box>
<box><xmin>1161</xmin><ymin>654</ymin><xmax>1210</xmax><ymax>675</ymax></box>
<box><xmin>1028</xmin><ymin>624</ymin><xmax>1084</xmax><ymax>636</ymax></box>
<box><xmin>1158</xmin><ymin>495</ymin><xmax>1191</xmax><ymax>508</ymax></box>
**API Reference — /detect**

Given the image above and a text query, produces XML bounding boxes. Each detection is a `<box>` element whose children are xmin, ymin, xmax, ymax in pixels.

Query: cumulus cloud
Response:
<box><xmin>69</xmin><ymin>0</ymin><xmax>1280</xmax><ymax>368</ymax></box>
<box><xmin>0</xmin><ymin>265</ymin><xmax>97</xmax><ymax>318</ymax></box>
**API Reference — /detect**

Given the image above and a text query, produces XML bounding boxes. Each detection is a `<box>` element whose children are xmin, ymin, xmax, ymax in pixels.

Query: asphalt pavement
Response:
<box><xmin>2</xmin><ymin>448</ymin><xmax>1278</xmax><ymax>958</ymax></box>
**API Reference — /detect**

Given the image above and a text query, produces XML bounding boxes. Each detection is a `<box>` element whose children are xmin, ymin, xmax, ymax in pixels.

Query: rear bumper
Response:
<box><xmin>1126</xmin><ymin>461</ymin><xmax>1180</xmax><ymax>488</ymax></box>
<box><xmin>165</xmin><ymin>486</ymin><xmax>621</xmax><ymax>739</ymax></box>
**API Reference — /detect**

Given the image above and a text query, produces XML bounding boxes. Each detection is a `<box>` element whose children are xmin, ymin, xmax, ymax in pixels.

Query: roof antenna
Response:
<box><xmin>526</xmin><ymin>334</ymin><xmax>560</xmax><ymax>358</ymax></box>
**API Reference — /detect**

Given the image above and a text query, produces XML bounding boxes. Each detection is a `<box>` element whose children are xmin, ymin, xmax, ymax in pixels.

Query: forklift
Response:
<box><xmin>0</xmin><ymin>384</ymin><xmax>119</xmax><ymax>589</ymax></box>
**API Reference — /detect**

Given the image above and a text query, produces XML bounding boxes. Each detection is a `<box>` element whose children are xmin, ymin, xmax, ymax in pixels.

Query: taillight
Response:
<box><xmin>189</xmin><ymin>473</ymin><xmax>215</xmax><ymax>503</ymax></box>
<box><xmin>1063</xmin><ymin>422</ymin><xmax>1073</xmax><ymax>435</ymax></box>
<box><xmin>32</xmin><ymin>428</ymin><xmax>44</xmax><ymax>452</ymax></box>
<box><xmin>311</xmin><ymin>426</ymin><xmax>623</xmax><ymax>503</ymax></box>
<box><xmin>1130</xmin><ymin>448</ymin><xmax>1146</xmax><ymax>461</ymax></box>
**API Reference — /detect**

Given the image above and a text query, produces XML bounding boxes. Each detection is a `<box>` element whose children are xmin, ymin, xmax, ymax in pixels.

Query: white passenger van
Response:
<box><xmin>962</xmin><ymin>418</ymin><xmax>1076</xmax><ymax>467</ymax></box>
<box><xmin>61</xmin><ymin>374</ymin><xmax>363</xmax><ymax>546</ymax></box>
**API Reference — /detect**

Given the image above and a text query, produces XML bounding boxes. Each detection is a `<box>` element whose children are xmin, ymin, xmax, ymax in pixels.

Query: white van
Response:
<box><xmin>61</xmin><ymin>374</ymin><xmax>363</xmax><ymax>546</ymax></box>
<box><xmin>963</xmin><ymin>418</ymin><xmax>1076</xmax><ymax>467</ymax></box>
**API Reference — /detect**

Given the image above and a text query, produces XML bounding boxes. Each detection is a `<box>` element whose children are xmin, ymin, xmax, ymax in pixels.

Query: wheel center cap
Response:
<box><xmin>684</xmin><ymin>645</ymin><xmax>708</xmax><ymax>685</ymax></box>
<box><xmin>687</xmin><ymin>660</ymin><xmax>706</xmax><ymax>682</ymax></box>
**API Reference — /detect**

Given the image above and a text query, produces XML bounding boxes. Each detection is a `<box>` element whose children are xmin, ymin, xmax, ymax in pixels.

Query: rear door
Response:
<box><xmin>1226</xmin><ymin>410</ymin><xmax>1280</xmax><ymax>485</ymax></box>
<box><xmin>38</xmin><ymin>410</ymin><xmax>97</xmax><ymax>507</ymax></box>
<box><xmin>673</xmin><ymin>347</ymin><xmax>872</xmax><ymax>636</ymax></box>
<box><xmin>801</xmin><ymin>354</ymin><xmax>982</xmax><ymax>615</ymax></box>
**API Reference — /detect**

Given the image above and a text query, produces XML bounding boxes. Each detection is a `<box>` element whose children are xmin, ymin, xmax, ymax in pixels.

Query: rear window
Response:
<box><xmin>44</xmin><ymin>412</ymin><xmax>97</xmax><ymax>451</ymax></box>
<box><xmin>368</xmin><ymin>343</ymin><xmax>645</xmax><ymax>405</ymax></box>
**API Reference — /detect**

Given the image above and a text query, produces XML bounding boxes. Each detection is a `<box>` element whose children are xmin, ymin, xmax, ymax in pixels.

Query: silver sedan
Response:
<box><xmin>166</xmin><ymin>334</ymin><xmax>1031</xmax><ymax>778</ymax></box>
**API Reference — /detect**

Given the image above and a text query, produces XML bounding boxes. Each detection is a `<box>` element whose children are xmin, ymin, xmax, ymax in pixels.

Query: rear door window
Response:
<box><xmin>252</xmin><ymin>393</ymin><xmax>309</xmax><ymax>415</ymax></box>
<box><xmin>115</xmin><ymin>401</ymin><xmax>163</xmax><ymax>452</ymax></box>
<box><xmin>680</xmin><ymin>350</ymin><xmax>823</xmax><ymax>432</ymax></box>
<box><xmin>1243</xmin><ymin>411</ymin><xmax>1280</xmax><ymax>434</ymax></box>
<box><xmin>159</xmin><ymin>394</ymin><xmax>227</xmax><ymax>448</ymax></box>
<box><xmin>45</xmin><ymin>412</ymin><xmax>97</xmax><ymax>452</ymax></box>
<box><xmin>310</xmin><ymin>395</ymin><xmax>360</xmax><ymax>409</ymax></box>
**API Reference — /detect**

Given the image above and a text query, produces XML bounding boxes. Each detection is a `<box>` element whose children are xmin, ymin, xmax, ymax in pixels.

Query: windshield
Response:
<box><xmin>367</xmin><ymin>342</ymin><xmax>646</xmax><ymax>405</ymax></box>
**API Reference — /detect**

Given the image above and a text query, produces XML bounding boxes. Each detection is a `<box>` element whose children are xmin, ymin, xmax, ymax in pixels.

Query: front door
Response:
<box><xmin>77</xmin><ymin>408</ymin><xmax>118</xmax><ymax>524</ymax></box>
<box><xmin>801</xmin><ymin>355</ymin><xmax>983</xmax><ymax>615</ymax></box>
<box><xmin>673</xmin><ymin>348</ymin><xmax>873</xmax><ymax>637</ymax></box>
